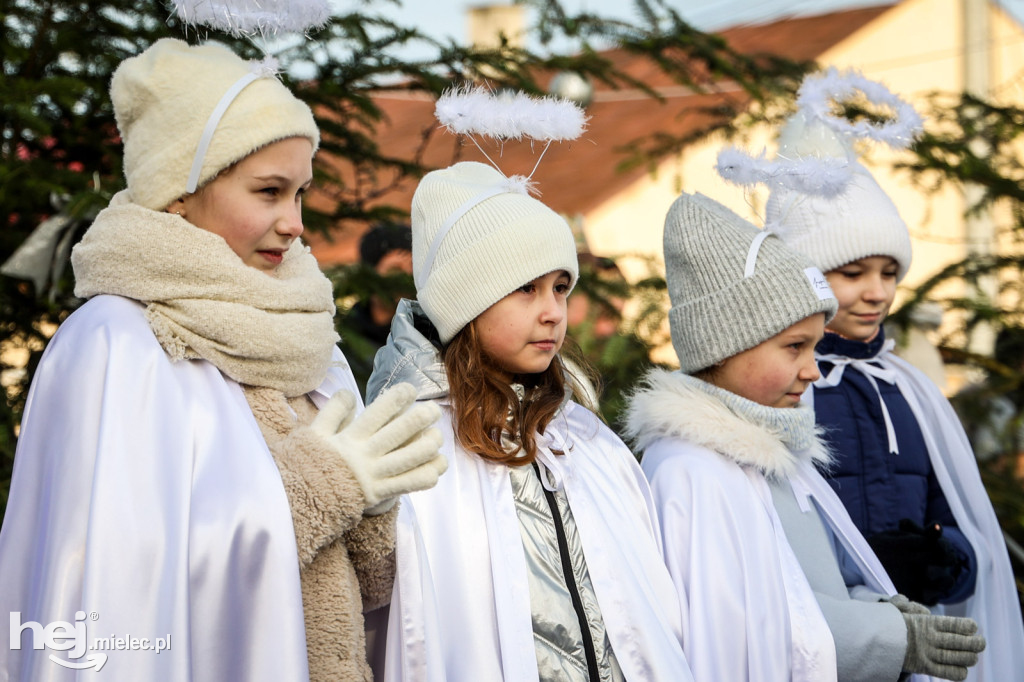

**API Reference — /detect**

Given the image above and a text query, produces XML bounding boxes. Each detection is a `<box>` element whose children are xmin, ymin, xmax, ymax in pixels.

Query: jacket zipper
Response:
<box><xmin>534</xmin><ymin>463</ymin><xmax>601</xmax><ymax>682</ymax></box>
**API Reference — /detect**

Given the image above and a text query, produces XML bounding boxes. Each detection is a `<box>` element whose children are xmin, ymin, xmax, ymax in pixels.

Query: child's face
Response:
<box><xmin>174</xmin><ymin>137</ymin><xmax>313</xmax><ymax>274</ymax></box>
<box><xmin>707</xmin><ymin>314</ymin><xmax>825</xmax><ymax>408</ymax></box>
<box><xmin>474</xmin><ymin>270</ymin><xmax>571</xmax><ymax>381</ymax></box>
<box><xmin>824</xmin><ymin>256</ymin><xmax>898</xmax><ymax>342</ymax></box>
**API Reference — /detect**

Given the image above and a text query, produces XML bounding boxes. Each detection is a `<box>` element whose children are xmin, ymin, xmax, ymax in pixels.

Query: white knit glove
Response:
<box><xmin>901</xmin><ymin>612</ymin><xmax>985</xmax><ymax>681</ymax></box>
<box><xmin>311</xmin><ymin>383</ymin><xmax>446</xmax><ymax>515</ymax></box>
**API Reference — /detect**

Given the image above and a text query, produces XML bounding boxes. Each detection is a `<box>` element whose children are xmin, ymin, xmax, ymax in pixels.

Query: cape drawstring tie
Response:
<box><xmin>534</xmin><ymin>420</ymin><xmax>572</xmax><ymax>492</ymax></box>
<box><xmin>814</xmin><ymin>338</ymin><xmax>899</xmax><ymax>454</ymax></box>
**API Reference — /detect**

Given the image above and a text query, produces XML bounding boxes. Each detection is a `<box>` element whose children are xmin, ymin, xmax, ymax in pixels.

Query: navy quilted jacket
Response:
<box><xmin>813</xmin><ymin>327</ymin><xmax>977</xmax><ymax>604</ymax></box>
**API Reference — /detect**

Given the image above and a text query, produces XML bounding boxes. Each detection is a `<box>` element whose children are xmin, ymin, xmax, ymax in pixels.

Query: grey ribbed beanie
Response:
<box><xmin>664</xmin><ymin>192</ymin><xmax>838</xmax><ymax>373</ymax></box>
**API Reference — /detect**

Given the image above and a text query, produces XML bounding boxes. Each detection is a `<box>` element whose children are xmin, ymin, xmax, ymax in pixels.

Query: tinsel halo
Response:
<box><xmin>796</xmin><ymin>67</ymin><xmax>923</xmax><ymax>149</ymax></box>
<box><xmin>433</xmin><ymin>85</ymin><xmax>589</xmax><ymax>196</ymax></box>
<box><xmin>715</xmin><ymin>146</ymin><xmax>850</xmax><ymax>197</ymax></box>
<box><xmin>435</xmin><ymin>85</ymin><xmax>588</xmax><ymax>142</ymax></box>
<box><xmin>172</xmin><ymin>0</ymin><xmax>331</xmax><ymax>38</ymax></box>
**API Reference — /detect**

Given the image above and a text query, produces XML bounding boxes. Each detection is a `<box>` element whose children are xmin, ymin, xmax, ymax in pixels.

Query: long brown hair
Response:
<box><xmin>443</xmin><ymin>321</ymin><xmax>589</xmax><ymax>466</ymax></box>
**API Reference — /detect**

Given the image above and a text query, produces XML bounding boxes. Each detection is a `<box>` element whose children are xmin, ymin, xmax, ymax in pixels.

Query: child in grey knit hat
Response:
<box><xmin>624</xmin><ymin>191</ymin><xmax>984</xmax><ymax>682</ymax></box>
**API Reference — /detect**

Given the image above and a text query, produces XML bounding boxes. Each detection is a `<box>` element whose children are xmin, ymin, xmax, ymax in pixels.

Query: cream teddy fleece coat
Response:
<box><xmin>244</xmin><ymin>386</ymin><xmax>397</xmax><ymax>682</ymax></box>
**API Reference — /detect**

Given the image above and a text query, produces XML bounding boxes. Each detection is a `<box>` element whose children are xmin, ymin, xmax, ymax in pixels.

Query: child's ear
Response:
<box><xmin>165</xmin><ymin>198</ymin><xmax>186</xmax><ymax>218</ymax></box>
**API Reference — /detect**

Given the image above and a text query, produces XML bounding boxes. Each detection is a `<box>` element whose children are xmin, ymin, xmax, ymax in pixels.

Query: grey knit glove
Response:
<box><xmin>902</xmin><ymin>613</ymin><xmax>985</xmax><ymax>681</ymax></box>
<box><xmin>889</xmin><ymin>594</ymin><xmax>932</xmax><ymax>615</ymax></box>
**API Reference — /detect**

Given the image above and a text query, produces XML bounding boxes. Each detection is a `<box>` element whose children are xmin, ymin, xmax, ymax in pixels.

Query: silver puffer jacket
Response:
<box><xmin>367</xmin><ymin>299</ymin><xmax>624</xmax><ymax>682</ymax></box>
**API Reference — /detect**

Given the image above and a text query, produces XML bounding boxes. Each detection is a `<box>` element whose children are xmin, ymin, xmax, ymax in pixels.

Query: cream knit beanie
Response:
<box><xmin>110</xmin><ymin>38</ymin><xmax>320</xmax><ymax>211</ymax></box>
<box><xmin>664</xmin><ymin>192</ymin><xmax>837</xmax><ymax>373</ymax></box>
<box><xmin>765</xmin><ymin>113</ymin><xmax>913</xmax><ymax>281</ymax></box>
<box><xmin>412</xmin><ymin>162</ymin><xmax>579</xmax><ymax>343</ymax></box>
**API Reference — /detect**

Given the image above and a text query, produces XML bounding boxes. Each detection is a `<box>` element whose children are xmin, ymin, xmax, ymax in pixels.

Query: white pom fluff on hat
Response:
<box><xmin>110</xmin><ymin>38</ymin><xmax>320</xmax><ymax>211</ymax></box>
<box><xmin>412</xmin><ymin>162</ymin><xmax>579</xmax><ymax>343</ymax></box>
<box><xmin>796</xmin><ymin>67</ymin><xmax>923</xmax><ymax>149</ymax></box>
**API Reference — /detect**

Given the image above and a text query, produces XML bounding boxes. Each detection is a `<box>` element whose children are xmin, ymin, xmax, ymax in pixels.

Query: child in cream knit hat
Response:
<box><xmin>767</xmin><ymin>69</ymin><xmax>1024</xmax><ymax>681</ymax></box>
<box><xmin>625</xmin><ymin>190</ymin><xmax>984</xmax><ymax>682</ymax></box>
<box><xmin>0</xmin><ymin>38</ymin><xmax>447</xmax><ymax>682</ymax></box>
<box><xmin>367</xmin><ymin>159</ymin><xmax>694</xmax><ymax>681</ymax></box>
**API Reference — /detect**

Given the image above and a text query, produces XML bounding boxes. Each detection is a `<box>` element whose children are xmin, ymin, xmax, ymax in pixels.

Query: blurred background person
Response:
<box><xmin>339</xmin><ymin>222</ymin><xmax>415</xmax><ymax>393</ymax></box>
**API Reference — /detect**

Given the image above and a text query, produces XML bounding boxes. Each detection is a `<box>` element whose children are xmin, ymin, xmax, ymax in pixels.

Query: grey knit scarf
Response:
<box><xmin>684</xmin><ymin>374</ymin><xmax>819</xmax><ymax>454</ymax></box>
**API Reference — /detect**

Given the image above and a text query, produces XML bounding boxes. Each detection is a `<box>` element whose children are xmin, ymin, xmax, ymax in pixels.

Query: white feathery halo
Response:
<box><xmin>435</xmin><ymin>85</ymin><xmax>588</xmax><ymax>142</ymax></box>
<box><xmin>716</xmin><ymin>146</ymin><xmax>852</xmax><ymax>197</ymax></box>
<box><xmin>796</xmin><ymin>67</ymin><xmax>923</xmax><ymax>149</ymax></box>
<box><xmin>172</xmin><ymin>0</ymin><xmax>331</xmax><ymax>38</ymax></box>
<box><xmin>433</xmin><ymin>85</ymin><xmax>588</xmax><ymax>196</ymax></box>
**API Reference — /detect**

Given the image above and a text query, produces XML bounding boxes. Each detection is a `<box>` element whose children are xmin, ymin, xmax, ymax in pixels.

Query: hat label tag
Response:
<box><xmin>804</xmin><ymin>267</ymin><xmax>835</xmax><ymax>300</ymax></box>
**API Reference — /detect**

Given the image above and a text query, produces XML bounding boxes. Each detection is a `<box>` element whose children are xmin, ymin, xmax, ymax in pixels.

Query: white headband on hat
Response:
<box><xmin>415</xmin><ymin>183</ymin><xmax>507</xmax><ymax>290</ymax></box>
<box><xmin>186</xmin><ymin>57</ymin><xmax>280</xmax><ymax>193</ymax></box>
<box><xmin>171</xmin><ymin>0</ymin><xmax>331</xmax><ymax>194</ymax></box>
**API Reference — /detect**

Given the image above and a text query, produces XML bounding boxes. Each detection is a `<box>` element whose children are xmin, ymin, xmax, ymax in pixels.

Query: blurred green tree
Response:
<box><xmin>1</xmin><ymin>0</ymin><xmax>809</xmax><ymax>522</ymax></box>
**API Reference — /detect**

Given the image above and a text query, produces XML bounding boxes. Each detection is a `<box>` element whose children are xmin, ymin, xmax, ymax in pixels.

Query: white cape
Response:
<box><xmin>810</xmin><ymin>351</ymin><xmax>1024</xmax><ymax>682</ymax></box>
<box><xmin>629</xmin><ymin>369</ymin><xmax>930</xmax><ymax>682</ymax></box>
<box><xmin>382</xmin><ymin>402</ymin><xmax>693</xmax><ymax>682</ymax></box>
<box><xmin>642</xmin><ymin>440</ymin><xmax>924</xmax><ymax>682</ymax></box>
<box><xmin>0</xmin><ymin>295</ymin><xmax>358</xmax><ymax>681</ymax></box>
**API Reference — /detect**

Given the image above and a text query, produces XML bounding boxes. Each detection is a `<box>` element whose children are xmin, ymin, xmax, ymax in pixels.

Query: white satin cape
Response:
<box><xmin>642</xmin><ymin>438</ymin><xmax>934</xmax><ymax>682</ymax></box>
<box><xmin>382</xmin><ymin>402</ymin><xmax>693</xmax><ymax>682</ymax></box>
<box><xmin>808</xmin><ymin>351</ymin><xmax>1024</xmax><ymax>682</ymax></box>
<box><xmin>0</xmin><ymin>294</ymin><xmax>359</xmax><ymax>681</ymax></box>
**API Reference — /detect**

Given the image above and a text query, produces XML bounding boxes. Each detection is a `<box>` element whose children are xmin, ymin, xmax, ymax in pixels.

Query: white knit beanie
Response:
<box><xmin>412</xmin><ymin>161</ymin><xmax>579</xmax><ymax>343</ymax></box>
<box><xmin>765</xmin><ymin>113</ymin><xmax>912</xmax><ymax>281</ymax></box>
<box><xmin>665</xmin><ymin>192</ymin><xmax>837</xmax><ymax>374</ymax></box>
<box><xmin>110</xmin><ymin>38</ymin><xmax>320</xmax><ymax>211</ymax></box>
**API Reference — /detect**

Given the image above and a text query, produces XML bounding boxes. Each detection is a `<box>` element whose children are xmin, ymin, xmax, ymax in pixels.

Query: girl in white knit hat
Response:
<box><xmin>625</xmin><ymin>191</ymin><xmax>985</xmax><ymax>682</ymax></box>
<box><xmin>763</xmin><ymin>69</ymin><xmax>1024</xmax><ymax>682</ymax></box>
<box><xmin>366</xmin><ymin>88</ymin><xmax>693</xmax><ymax>681</ymax></box>
<box><xmin>0</xmin><ymin>38</ymin><xmax>446</xmax><ymax>682</ymax></box>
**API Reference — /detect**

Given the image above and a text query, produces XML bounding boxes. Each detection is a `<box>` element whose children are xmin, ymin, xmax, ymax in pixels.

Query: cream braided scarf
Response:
<box><xmin>72</xmin><ymin>190</ymin><xmax>339</xmax><ymax>397</ymax></box>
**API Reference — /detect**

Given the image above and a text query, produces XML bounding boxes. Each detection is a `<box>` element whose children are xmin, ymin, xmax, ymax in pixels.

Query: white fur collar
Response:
<box><xmin>624</xmin><ymin>369</ymin><xmax>831</xmax><ymax>479</ymax></box>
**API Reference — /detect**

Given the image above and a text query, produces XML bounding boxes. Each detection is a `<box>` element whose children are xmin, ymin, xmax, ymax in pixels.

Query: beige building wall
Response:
<box><xmin>581</xmin><ymin>0</ymin><xmax>1024</xmax><ymax>371</ymax></box>
<box><xmin>993</xmin><ymin>6</ymin><xmax>1024</xmax><ymax>99</ymax></box>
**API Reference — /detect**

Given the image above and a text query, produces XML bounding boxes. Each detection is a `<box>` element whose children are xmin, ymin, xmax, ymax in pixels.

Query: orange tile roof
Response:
<box><xmin>309</xmin><ymin>4</ymin><xmax>893</xmax><ymax>264</ymax></box>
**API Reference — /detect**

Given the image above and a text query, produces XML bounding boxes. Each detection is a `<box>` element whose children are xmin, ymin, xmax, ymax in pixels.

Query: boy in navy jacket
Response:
<box><xmin>761</xmin><ymin>69</ymin><xmax>1023</xmax><ymax>682</ymax></box>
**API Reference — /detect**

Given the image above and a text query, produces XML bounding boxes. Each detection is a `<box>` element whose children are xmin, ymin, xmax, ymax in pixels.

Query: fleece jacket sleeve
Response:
<box><xmin>272</xmin><ymin>425</ymin><xmax>368</xmax><ymax>570</ymax></box>
<box><xmin>345</xmin><ymin>504</ymin><xmax>399</xmax><ymax>611</ymax></box>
